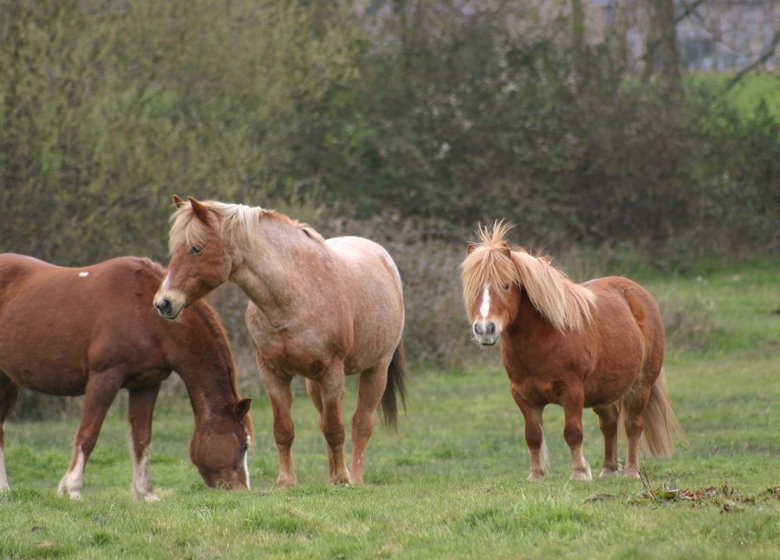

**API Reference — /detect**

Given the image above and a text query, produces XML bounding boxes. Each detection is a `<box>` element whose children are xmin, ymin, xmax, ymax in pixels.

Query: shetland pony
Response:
<box><xmin>0</xmin><ymin>254</ymin><xmax>252</xmax><ymax>500</ymax></box>
<box><xmin>154</xmin><ymin>196</ymin><xmax>406</xmax><ymax>487</ymax></box>
<box><xmin>460</xmin><ymin>223</ymin><xmax>682</xmax><ymax>480</ymax></box>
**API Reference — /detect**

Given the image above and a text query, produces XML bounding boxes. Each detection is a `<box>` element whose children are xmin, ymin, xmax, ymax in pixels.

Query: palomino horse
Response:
<box><xmin>460</xmin><ymin>223</ymin><xmax>682</xmax><ymax>481</ymax></box>
<box><xmin>0</xmin><ymin>254</ymin><xmax>252</xmax><ymax>500</ymax></box>
<box><xmin>154</xmin><ymin>196</ymin><xmax>406</xmax><ymax>487</ymax></box>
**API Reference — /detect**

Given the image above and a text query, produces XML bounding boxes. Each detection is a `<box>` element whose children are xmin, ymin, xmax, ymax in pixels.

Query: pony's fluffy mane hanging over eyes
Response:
<box><xmin>460</xmin><ymin>221</ymin><xmax>519</xmax><ymax>317</ymax></box>
<box><xmin>168</xmin><ymin>200</ymin><xmax>324</xmax><ymax>253</ymax></box>
<box><xmin>460</xmin><ymin>221</ymin><xmax>597</xmax><ymax>332</ymax></box>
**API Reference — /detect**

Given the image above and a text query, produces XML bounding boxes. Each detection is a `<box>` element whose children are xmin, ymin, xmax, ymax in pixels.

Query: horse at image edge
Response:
<box><xmin>0</xmin><ymin>254</ymin><xmax>252</xmax><ymax>500</ymax></box>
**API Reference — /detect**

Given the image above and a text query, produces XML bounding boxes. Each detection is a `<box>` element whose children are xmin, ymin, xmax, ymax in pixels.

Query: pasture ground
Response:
<box><xmin>1</xmin><ymin>265</ymin><xmax>779</xmax><ymax>559</ymax></box>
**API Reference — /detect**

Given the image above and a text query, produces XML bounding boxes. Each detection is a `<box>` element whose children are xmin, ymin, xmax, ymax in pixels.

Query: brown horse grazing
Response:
<box><xmin>0</xmin><ymin>254</ymin><xmax>252</xmax><ymax>500</ymax></box>
<box><xmin>154</xmin><ymin>196</ymin><xmax>406</xmax><ymax>487</ymax></box>
<box><xmin>460</xmin><ymin>223</ymin><xmax>683</xmax><ymax>481</ymax></box>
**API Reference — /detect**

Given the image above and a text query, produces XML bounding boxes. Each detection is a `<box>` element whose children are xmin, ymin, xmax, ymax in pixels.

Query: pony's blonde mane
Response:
<box><xmin>168</xmin><ymin>200</ymin><xmax>325</xmax><ymax>253</ymax></box>
<box><xmin>460</xmin><ymin>222</ymin><xmax>597</xmax><ymax>332</ymax></box>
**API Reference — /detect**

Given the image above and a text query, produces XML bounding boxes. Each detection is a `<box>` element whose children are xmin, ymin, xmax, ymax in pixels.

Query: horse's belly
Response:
<box><xmin>0</xmin><ymin>356</ymin><xmax>87</xmax><ymax>395</ymax></box>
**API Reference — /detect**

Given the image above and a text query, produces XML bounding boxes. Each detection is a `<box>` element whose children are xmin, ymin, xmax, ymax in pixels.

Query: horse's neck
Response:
<box><xmin>230</xmin><ymin>221</ymin><xmax>335</xmax><ymax>319</ymax></box>
<box><xmin>172</xmin><ymin>313</ymin><xmax>238</xmax><ymax>420</ymax></box>
<box><xmin>513</xmin><ymin>289</ymin><xmax>557</xmax><ymax>337</ymax></box>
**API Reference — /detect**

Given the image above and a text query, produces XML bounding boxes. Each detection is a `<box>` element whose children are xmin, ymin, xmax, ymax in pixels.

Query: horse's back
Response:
<box><xmin>584</xmin><ymin>276</ymin><xmax>662</xmax><ymax>334</ymax></box>
<box><xmin>0</xmin><ymin>255</ymin><xmax>167</xmax><ymax>394</ymax></box>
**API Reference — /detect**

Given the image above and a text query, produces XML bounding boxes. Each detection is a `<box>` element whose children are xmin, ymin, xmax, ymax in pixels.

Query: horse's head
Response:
<box><xmin>190</xmin><ymin>398</ymin><xmax>253</xmax><ymax>490</ymax></box>
<box><xmin>460</xmin><ymin>222</ymin><xmax>521</xmax><ymax>346</ymax></box>
<box><xmin>154</xmin><ymin>196</ymin><xmax>232</xmax><ymax>320</ymax></box>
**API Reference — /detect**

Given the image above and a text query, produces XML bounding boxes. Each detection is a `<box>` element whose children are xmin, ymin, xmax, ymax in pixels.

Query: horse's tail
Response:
<box><xmin>639</xmin><ymin>368</ymin><xmax>685</xmax><ymax>456</ymax></box>
<box><xmin>380</xmin><ymin>342</ymin><xmax>407</xmax><ymax>433</ymax></box>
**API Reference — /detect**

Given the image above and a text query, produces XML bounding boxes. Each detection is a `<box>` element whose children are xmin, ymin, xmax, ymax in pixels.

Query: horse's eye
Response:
<box><xmin>502</xmin><ymin>284</ymin><xmax>511</xmax><ymax>291</ymax></box>
<box><xmin>191</xmin><ymin>245</ymin><xmax>203</xmax><ymax>255</ymax></box>
<box><xmin>240</xmin><ymin>442</ymin><xmax>249</xmax><ymax>453</ymax></box>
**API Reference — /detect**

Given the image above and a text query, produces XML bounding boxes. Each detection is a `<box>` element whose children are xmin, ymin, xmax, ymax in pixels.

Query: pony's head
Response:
<box><xmin>190</xmin><ymin>398</ymin><xmax>254</xmax><ymax>490</ymax></box>
<box><xmin>460</xmin><ymin>221</ymin><xmax>520</xmax><ymax>346</ymax></box>
<box><xmin>154</xmin><ymin>196</ymin><xmax>235</xmax><ymax>320</ymax></box>
<box><xmin>460</xmin><ymin>221</ymin><xmax>597</xmax><ymax>346</ymax></box>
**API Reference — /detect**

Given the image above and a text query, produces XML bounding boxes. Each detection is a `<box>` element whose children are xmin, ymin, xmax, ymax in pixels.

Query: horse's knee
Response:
<box><xmin>524</xmin><ymin>426</ymin><xmax>544</xmax><ymax>450</ymax></box>
<box><xmin>563</xmin><ymin>423</ymin><xmax>583</xmax><ymax>447</ymax></box>
<box><xmin>273</xmin><ymin>422</ymin><xmax>295</xmax><ymax>448</ymax></box>
<box><xmin>322</xmin><ymin>424</ymin><xmax>345</xmax><ymax>448</ymax></box>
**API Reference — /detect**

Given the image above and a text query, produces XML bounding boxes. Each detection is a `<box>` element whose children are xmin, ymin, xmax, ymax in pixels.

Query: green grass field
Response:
<box><xmin>1</xmin><ymin>265</ymin><xmax>779</xmax><ymax>559</ymax></box>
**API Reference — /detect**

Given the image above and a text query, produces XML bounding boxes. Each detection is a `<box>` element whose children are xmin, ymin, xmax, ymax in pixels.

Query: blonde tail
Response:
<box><xmin>641</xmin><ymin>369</ymin><xmax>685</xmax><ymax>456</ymax></box>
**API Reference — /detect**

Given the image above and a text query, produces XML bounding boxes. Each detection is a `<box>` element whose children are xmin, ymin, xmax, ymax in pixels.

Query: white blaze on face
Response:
<box><xmin>479</xmin><ymin>286</ymin><xmax>491</xmax><ymax>320</ymax></box>
<box><xmin>243</xmin><ymin>436</ymin><xmax>251</xmax><ymax>490</ymax></box>
<box><xmin>78</xmin><ymin>271</ymin><xmax>89</xmax><ymax>278</ymax></box>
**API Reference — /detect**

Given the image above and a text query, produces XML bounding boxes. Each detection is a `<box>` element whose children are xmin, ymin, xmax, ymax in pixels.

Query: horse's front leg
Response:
<box><xmin>258</xmin><ymin>365</ymin><xmax>296</xmax><ymax>488</ymax></box>
<box><xmin>127</xmin><ymin>383</ymin><xmax>162</xmax><ymax>502</ymax></box>
<box><xmin>0</xmin><ymin>373</ymin><xmax>21</xmax><ymax>492</ymax></box>
<box><xmin>561</xmin><ymin>388</ymin><xmax>592</xmax><ymax>481</ymax></box>
<box><xmin>511</xmin><ymin>386</ymin><xmax>547</xmax><ymax>481</ymax></box>
<box><xmin>58</xmin><ymin>370</ymin><xmax>124</xmax><ymax>499</ymax></box>
<box><xmin>315</xmin><ymin>367</ymin><xmax>350</xmax><ymax>485</ymax></box>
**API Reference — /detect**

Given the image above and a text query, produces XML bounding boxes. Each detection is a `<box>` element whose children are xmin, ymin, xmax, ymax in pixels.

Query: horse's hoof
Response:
<box><xmin>527</xmin><ymin>471</ymin><xmax>545</xmax><ymax>481</ymax></box>
<box><xmin>571</xmin><ymin>464</ymin><xmax>593</xmax><ymax>481</ymax></box>
<box><xmin>598</xmin><ymin>468</ymin><xmax>620</xmax><ymax>479</ymax></box>
<box><xmin>623</xmin><ymin>468</ymin><xmax>641</xmax><ymax>479</ymax></box>
<box><xmin>276</xmin><ymin>476</ymin><xmax>297</xmax><ymax>489</ymax></box>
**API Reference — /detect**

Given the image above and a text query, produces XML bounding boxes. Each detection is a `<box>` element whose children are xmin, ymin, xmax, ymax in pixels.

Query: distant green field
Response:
<box><xmin>1</xmin><ymin>265</ymin><xmax>779</xmax><ymax>559</ymax></box>
<box><xmin>695</xmin><ymin>72</ymin><xmax>780</xmax><ymax>119</ymax></box>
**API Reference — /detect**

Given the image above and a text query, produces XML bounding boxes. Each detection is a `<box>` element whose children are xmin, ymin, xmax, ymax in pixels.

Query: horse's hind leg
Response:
<box><xmin>0</xmin><ymin>373</ymin><xmax>21</xmax><ymax>492</ymax></box>
<box><xmin>349</xmin><ymin>362</ymin><xmax>389</xmax><ymax>485</ymax></box>
<box><xmin>622</xmin><ymin>386</ymin><xmax>652</xmax><ymax>479</ymax></box>
<box><xmin>127</xmin><ymin>383</ymin><xmax>161</xmax><ymax>502</ymax></box>
<box><xmin>58</xmin><ymin>370</ymin><xmax>124</xmax><ymax>499</ymax></box>
<box><xmin>561</xmin><ymin>388</ymin><xmax>592</xmax><ymax>481</ymax></box>
<box><xmin>308</xmin><ymin>369</ymin><xmax>350</xmax><ymax>485</ymax></box>
<box><xmin>593</xmin><ymin>404</ymin><xmax>620</xmax><ymax>478</ymax></box>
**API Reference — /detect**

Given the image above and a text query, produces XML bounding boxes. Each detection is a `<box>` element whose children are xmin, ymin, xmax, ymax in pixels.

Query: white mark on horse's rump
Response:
<box><xmin>78</xmin><ymin>271</ymin><xmax>89</xmax><ymax>278</ymax></box>
<box><xmin>480</xmin><ymin>286</ymin><xmax>491</xmax><ymax>319</ymax></box>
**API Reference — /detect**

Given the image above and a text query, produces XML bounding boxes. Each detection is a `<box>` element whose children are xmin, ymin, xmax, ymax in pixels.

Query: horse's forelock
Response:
<box><xmin>460</xmin><ymin>244</ymin><xmax>519</xmax><ymax>319</ymax></box>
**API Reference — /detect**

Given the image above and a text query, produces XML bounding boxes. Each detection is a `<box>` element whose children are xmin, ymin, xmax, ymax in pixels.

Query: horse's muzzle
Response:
<box><xmin>473</xmin><ymin>321</ymin><xmax>499</xmax><ymax>346</ymax></box>
<box><xmin>154</xmin><ymin>296</ymin><xmax>182</xmax><ymax>320</ymax></box>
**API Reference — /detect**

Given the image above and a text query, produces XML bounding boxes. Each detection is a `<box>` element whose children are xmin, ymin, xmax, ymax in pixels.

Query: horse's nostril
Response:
<box><xmin>486</xmin><ymin>322</ymin><xmax>496</xmax><ymax>335</ymax></box>
<box><xmin>155</xmin><ymin>297</ymin><xmax>171</xmax><ymax>313</ymax></box>
<box><xmin>474</xmin><ymin>322</ymin><xmax>484</xmax><ymax>335</ymax></box>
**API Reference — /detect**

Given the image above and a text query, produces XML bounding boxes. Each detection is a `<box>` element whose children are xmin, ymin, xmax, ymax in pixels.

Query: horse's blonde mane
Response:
<box><xmin>168</xmin><ymin>199</ymin><xmax>325</xmax><ymax>253</ymax></box>
<box><xmin>460</xmin><ymin>221</ymin><xmax>596</xmax><ymax>332</ymax></box>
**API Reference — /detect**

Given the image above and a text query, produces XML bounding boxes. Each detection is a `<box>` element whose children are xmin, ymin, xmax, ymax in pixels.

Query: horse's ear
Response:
<box><xmin>234</xmin><ymin>398</ymin><xmax>252</xmax><ymax>420</ymax></box>
<box><xmin>467</xmin><ymin>243</ymin><xmax>477</xmax><ymax>254</ymax></box>
<box><xmin>172</xmin><ymin>194</ymin><xmax>185</xmax><ymax>208</ymax></box>
<box><xmin>501</xmin><ymin>244</ymin><xmax>511</xmax><ymax>257</ymax></box>
<box><xmin>188</xmin><ymin>196</ymin><xmax>211</xmax><ymax>225</ymax></box>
